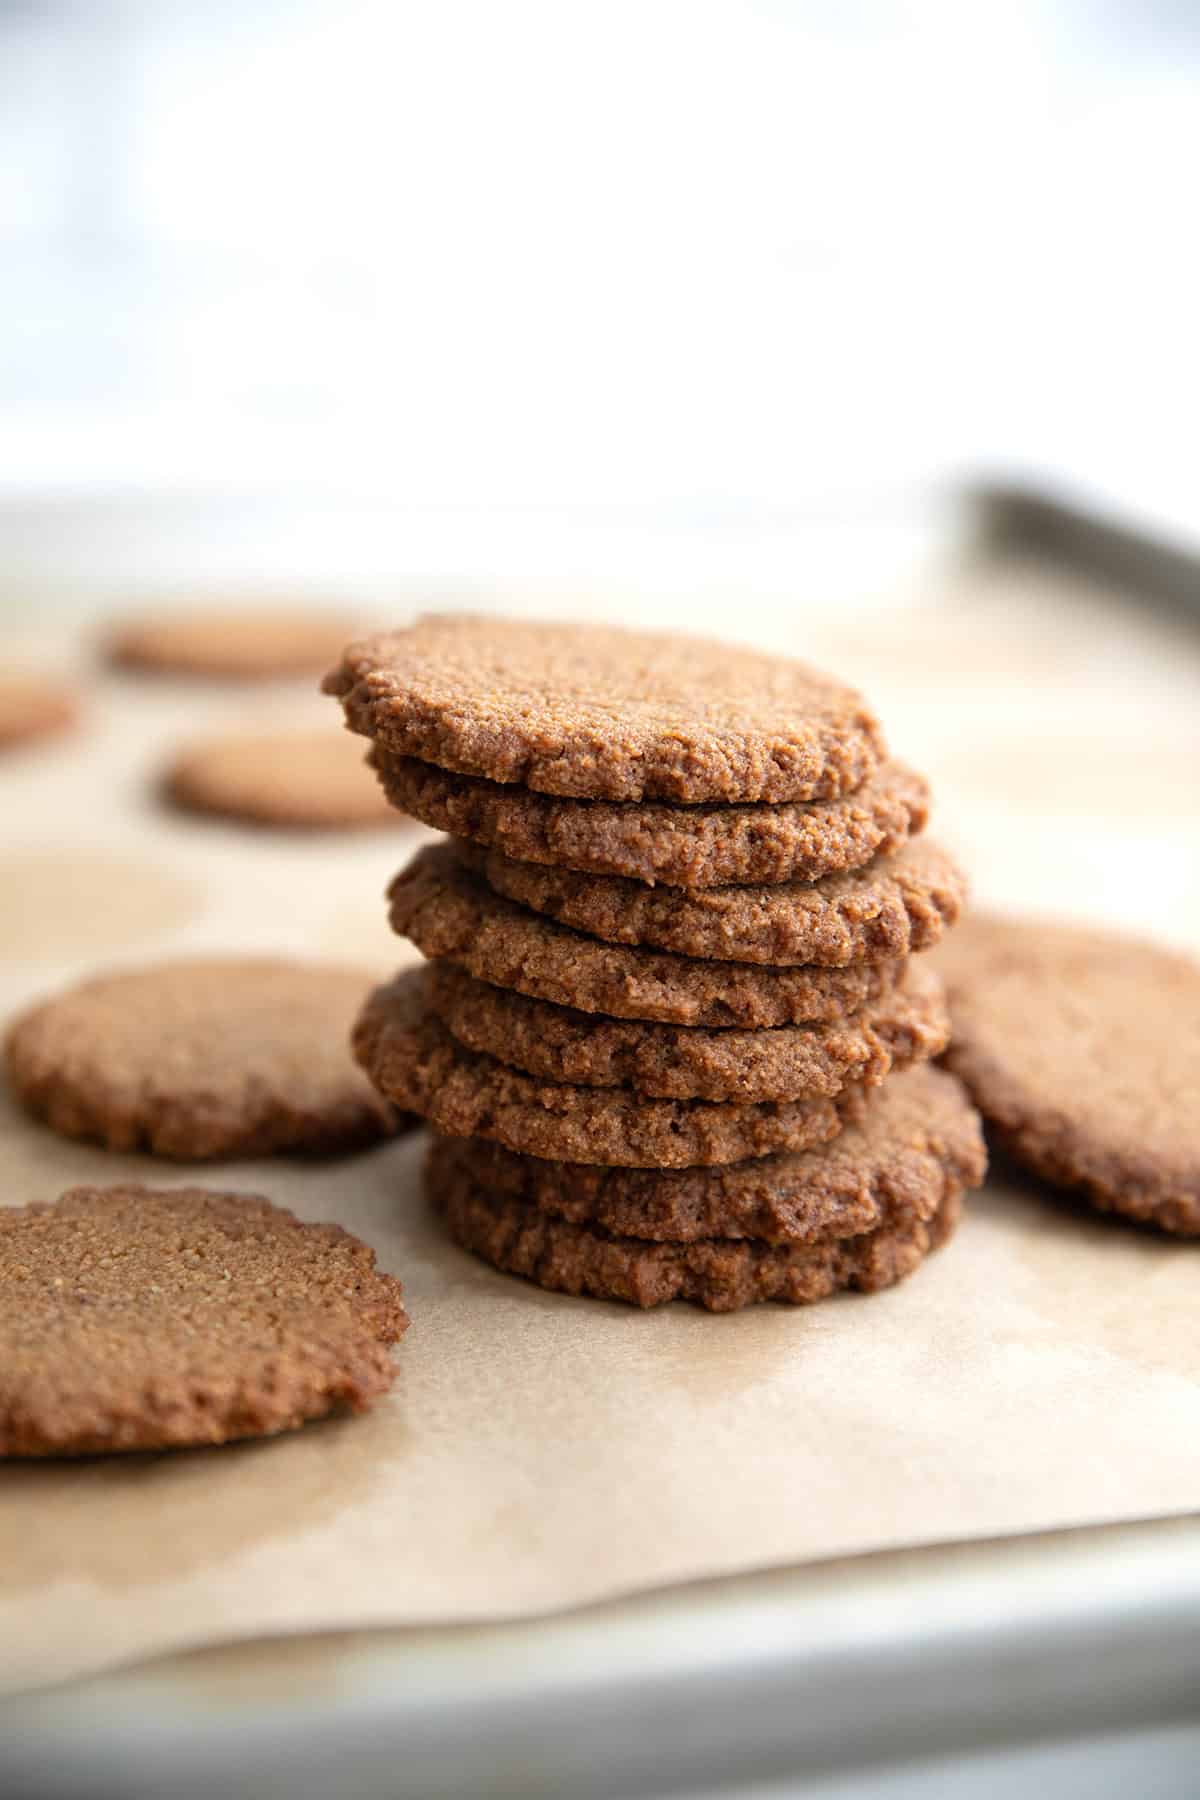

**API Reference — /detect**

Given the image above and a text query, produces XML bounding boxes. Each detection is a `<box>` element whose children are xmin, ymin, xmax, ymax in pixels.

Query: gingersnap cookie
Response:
<box><xmin>467</xmin><ymin>837</ymin><xmax>964</xmax><ymax>967</ymax></box>
<box><xmin>0</xmin><ymin>1184</ymin><xmax>408</xmax><ymax>1455</ymax></box>
<box><xmin>353</xmin><ymin>969</ymin><xmax>893</xmax><ymax>1166</ymax></box>
<box><xmin>430</xmin><ymin>1063</ymin><xmax>985</xmax><ymax>1245</ymax></box>
<box><xmin>425</xmin><ymin>961</ymin><xmax>949</xmax><ymax>1102</ymax></box>
<box><xmin>430</xmin><ymin>1162</ymin><xmax>962</xmax><ymax>1311</ymax></box>
<box><xmin>6</xmin><ymin>959</ymin><xmax>398</xmax><ymax>1159</ymax></box>
<box><xmin>165</xmin><ymin>728</ymin><xmax>400</xmax><ymax>829</ymax></box>
<box><xmin>937</xmin><ymin>915</ymin><xmax>1200</xmax><ymax>1235</ymax></box>
<box><xmin>0</xmin><ymin>672</ymin><xmax>78</xmax><ymax>751</ymax></box>
<box><xmin>107</xmin><ymin>606</ymin><xmax>357</xmax><ymax>680</ymax></box>
<box><xmin>325</xmin><ymin>613</ymin><xmax>884</xmax><ymax>805</ymax></box>
<box><xmin>371</xmin><ymin>753</ymin><xmax>926</xmax><ymax>888</ymax></box>
<box><xmin>389</xmin><ymin>844</ymin><xmax>904</xmax><ymax>1029</ymax></box>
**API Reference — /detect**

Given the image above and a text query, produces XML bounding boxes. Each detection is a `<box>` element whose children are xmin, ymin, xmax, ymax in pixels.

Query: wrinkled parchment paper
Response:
<box><xmin>3</xmin><ymin>562</ymin><xmax>1199</xmax><ymax>1695</ymax></box>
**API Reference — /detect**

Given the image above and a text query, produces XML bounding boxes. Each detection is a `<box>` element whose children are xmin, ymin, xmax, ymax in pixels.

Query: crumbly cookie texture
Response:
<box><xmin>6</xmin><ymin>959</ymin><xmax>399</xmax><ymax>1159</ymax></box>
<box><xmin>429</xmin><ymin>1063</ymin><xmax>985</xmax><ymax>1245</ymax></box>
<box><xmin>107</xmin><ymin>607</ymin><xmax>358</xmax><ymax>679</ymax></box>
<box><xmin>351</xmin><ymin>968</ymin><xmax>934</xmax><ymax>1167</ymax></box>
<box><xmin>465</xmin><ymin>836</ymin><xmax>964</xmax><ymax>966</ymax></box>
<box><xmin>0</xmin><ymin>1184</ymin><xmax>408</xmax><ymax>1455</ymax></box>
<box><xmin>325</xmin><ymin>613</ymin><xmax>885</xmax><ymax>805</ymax></box>
<box><xmin>370</xmin><ymin>753</ymin><xmax>926</xmax><ymax>888</ymax></box>
<box><xmin>425</xmin><ymin>960</ymin><xmax>949</xmax><ymax>1103</ymax></box>
<box><xmin>938</xmin><ymin>914</ymin><xmax>1200</xmax><ymax>1234</ymax></box>
<box><xmin>431</xmin><ymin>1164</ymin><xmax>963</xmax><ymax>1311</ymax></box>
<box><xmin>164</xmin><ymin>729</ymin><xmax>400</xmax><ymax>830</ymax></box>
<box><xmin>389</xmin><ymin>844</ymin><xmax>905</xmax><ymax>1028</ymax></box>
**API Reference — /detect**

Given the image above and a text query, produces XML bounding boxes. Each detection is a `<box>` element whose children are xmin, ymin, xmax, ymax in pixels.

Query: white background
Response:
<box><xmin>2</xmin><ymin>0</ymin><xmax>1198</xmax><ymax>554</ymax></box>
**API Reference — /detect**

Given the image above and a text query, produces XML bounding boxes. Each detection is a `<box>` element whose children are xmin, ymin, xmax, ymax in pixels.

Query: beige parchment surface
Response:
<box><xmin>1</xmin><ymin>559</ymin><xmax>1199</xmax><ymax>1695</ymax></box>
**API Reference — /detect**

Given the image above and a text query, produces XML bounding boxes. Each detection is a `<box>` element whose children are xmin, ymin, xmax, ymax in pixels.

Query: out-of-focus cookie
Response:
<box><xmin>107</xmin><ymin>606</ymin><xmax>357</xmax><ymax>680</ymax></box>
<box><xmin>424</xmin><ymin>960</ymin><xmax>949</xmax><ymax>1102</ymax></box>
<box><xmin>430</xmin><ymin>1161</ymin><xmax>963</xmax><ymax>1311</ymax></box>
<box><xmin>6</xmin><ymin>959</ymin><xmax>399</xmax><ymax>1159</ymax></box>
<box><xmin>370</xmin><ymin>753</ymin><xmax>926</xmax><ymax>887</ymax></box>
<box><xmin>429</xmin><ymin>1063</ymin><xmax>985</xmax><ymax>1244</ymax></box>
<box><xmin>938</xmin><ymin>915</ymin><xmax>1200</xmax><ymax>1234</ymax></box>
<box><xmin>466</xmin><ymin>836</ymin><xmax>965</xmax><ymax>966</ymax></box>
<box><xmin>0</xmin><ymin>1184</ymin><xmax>408</xmax><ymax>1455</ymax></box>
<box><xmin>0</xmin><ymin>673</ymin><xmax>78</xmax><ymax>751</ymax></box>
<box><xmin>164</xmin><ymin>729</ymin><xmax>401</xmax><ymax>829</ymax></box>
<box><xmin>325</xmin><ymin>613</ymin><xmax>885</xmax><ymax>805</ymax></box>
<box><xmin>389</xmin><ymin>844</ymin><xmax>905</xmax><ymax>1029</ymax></box>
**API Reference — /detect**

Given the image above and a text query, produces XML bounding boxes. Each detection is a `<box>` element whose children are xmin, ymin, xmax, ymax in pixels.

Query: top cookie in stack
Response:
<box><xmin>327</xmin><ymin>615</ymin><xmax>985</xmax><ymax>1310</ymax></box>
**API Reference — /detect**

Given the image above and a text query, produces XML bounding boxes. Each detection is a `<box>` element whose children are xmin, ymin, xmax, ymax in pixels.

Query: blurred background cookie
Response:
<box><xmin>6</xmin><ymin>958</ymin><xmax>400</xmax><ymax>1159</ymax></box>
<box><xmin>163</xmin><ymin>727</ymin><xmax>402</xmax><ymax>830</ymax></box>
<box><xmin>106</xmin><ymin>606</ymin><xmax>357</xmax><ymax>680</ymax></box>
<box><xmin>0</xmin><ymin>672</ymin><xmax>78</xmax><ymax>751</ymax></box>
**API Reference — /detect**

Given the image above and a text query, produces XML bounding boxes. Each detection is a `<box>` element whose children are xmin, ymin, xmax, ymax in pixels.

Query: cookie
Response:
<box><xmin>425</xmin><ymin>961</ymin><xmax>949</xmax><ymax>1102</ymax></box>
<box><xmin>0</xmin><ymin>673</ymin><xmax>78</xmax><ymax>751</ymax></box>
<box><xmin>0</xmin><ymin>1184</ymin><xmax>407</xmax><ymax>1455</ymax></box>
<box><xmin>371</xmin><ymin>753</ymin><xmax>927</xmax><ymax>888</ymax></box>
<box><xmin>107</xmin><ymin>606</ymin><xmax>357</xmax><ymax>680</ymax></box>
<box><xmin>430</xmin><ymin>1064</ymin><xmax>986</xmax><ymax>1244</ymax></box>
<box><xmin>467</xmin><ymin>837</ymin><xmax>965</xmax><ymax>967</ymax></box>
<box><xmin>389</xmin><ymin>844</ymin><xmax>905</xmax><ymax>1028</ymax></box>
<box><xmin>352</xmin><ymin>969</ymin><xmax>908</xmax><ymax>1166</ymax></box>
<box><xmin>937</xmin><ymin>915</ymin><xmax>1200</xmax><ymax>1235</ymax></box>
<box><xmin>165</xmin><ymin>729</ymin><xmax>400</xmax><ymax>829</ymax></box>
<box><xmin>6</xmin><ymin>959</ymin><xmax>398</xmax><ymax>1159</ymax></box>
<box><xmin>430</xmin><ymin>1163</ymin><xmax>962</xmax><ymax>1311</ymax></box>
<box><xmin>325</xmin><ymin>613</ymin><xmax>884</xmax><ymax>805</ymax></box>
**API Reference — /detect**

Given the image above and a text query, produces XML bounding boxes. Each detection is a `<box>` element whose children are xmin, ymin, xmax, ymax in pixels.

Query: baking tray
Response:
<box><xmin>5</xmin><ymin>1516</ymin><xmax>1200</xmax><ymax>1800</ymax></box>
<box><xmin>3</xmin><ymin>491</ymin><xmax>1199</xmax><ymax>1798</ymax></box>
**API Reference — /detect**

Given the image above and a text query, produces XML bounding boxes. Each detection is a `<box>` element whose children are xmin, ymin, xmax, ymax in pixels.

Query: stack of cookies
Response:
<box><xmin>326</xmin><ymin>615</ymin><xmax>986</xmax><ymax>1311</ymax></box>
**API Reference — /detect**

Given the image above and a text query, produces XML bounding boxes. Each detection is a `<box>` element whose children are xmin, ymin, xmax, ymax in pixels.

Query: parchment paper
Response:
<box><xmin>2</xmin><ymin>561</ymin><xmax>1199</xmax><ymax>1696</ymax></box>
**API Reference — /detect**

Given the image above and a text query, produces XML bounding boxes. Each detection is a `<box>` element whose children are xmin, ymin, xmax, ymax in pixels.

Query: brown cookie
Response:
<box><xmin>165</xmin><ymin>729</ymin><xmax>400</xmax><ymax>829</ymax></box>
<box><xmin>389</xmin><ymin>844</ymin><xmax>905</xmax><ymax>1028</ymax></box>
<box><xmin>0</xmin><ymin>673</ymin><xmax>78</xmax><ymax>751</ymax></box>
<box><xmin>325</xmin><ymin>613</ymin><xmax>884</xmax><ymax>805</ymax></box>
<box><xmin>468</xmin><ymin>837</ymin><xmax>965</xmax><ymax>967</ymax></box>
<box><xmin>107</xmin><ymin>607</ymin><xmax>357</xmax><ymax>680</ymax></box>
<box><xmin>371</xmin><ymin>752</ymin><xmax>927</xmax><ymax>888</ymax></box>
<box><xmin>425</xmin><ymin>961</ymin><xmax>949</xmax><ymax>1102</ymax></box>
<box><xmin>937</xmin><ymin>915</ymin><xmax>1200</xmax><ymax>1235</ymax></box>
<box><xmin>0</xmin><ymin>1184</ymin><xmax>408</xmax><ymax>1455</ymax></box>
<box><xmin>430</xmin><ymin>1163</ymin><xmax>963</xmax><ymax>1311</ymax></box>
<box><xmin>351</xmin><ymin>969</ymin><xmax>931</xmax><ymax>1166</ymax></box>
<box><xmin>430</xmin><ymin>1063</ymin><xmax>986</xmax><ymax>1244</ymax></box>
<box><xmin>6</xmin><ymin>959</ymin><xmax>398</xmax><ymax>1159</ymax></box>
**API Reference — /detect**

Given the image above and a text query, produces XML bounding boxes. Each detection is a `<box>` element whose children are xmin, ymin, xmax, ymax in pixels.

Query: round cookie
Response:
<box><xmin>938</xmin><ymin>915</ymin><xmax>1200</xmax><ymax>1235</ymax></box>
<box><xmin>425</xmin><ymin>961</ymin><xmax>949</xmax><ymax>1102</ymax></box>
<box><xmin>389</xmin><ymin>844</ymin><xmax>905</xmax><ymax>1029</ymax></box>
<box><xmin>325</xmin><ymin>613</ymin><xmax>884</xmax><ymax>805</ymax></box>
<box><xmin>6</xmin><ymin>959</ymin><xmax>398</xmax><ymax>1159</ymax></box>
<box><xmin>107</xmin><ymin>607</ymin><xmax>357</xmax><ymax>680</ymax></box>
<box><xmin>430</xmin><ymin>1063</ymin><xmax>986</xmax><ymax>1244</ymax></box>
<box><xmin>371</xmin><ymin>753</ymin><xmax>927</xmax><ymax>888</ymax></box>
<box><xmin>0</xmin><ymin>673</ymin><xmax>78</xmax><ymax>751</ymax></box>
<box><xmin>350</xmin><ymin>969</ymin><xmax>926</xmax><ymax>1167</ymax></box>
<box><xmin>430</xmin><ymin>1164</ymin><xmax>963</xmax><ymax>1311</ymax></box>
<box><xmin>165</xmin><ymin>729</ymin><xmax>400</xmax><ymax>829</ymax></box>
<box><xmin>468</xmin><ymin>837</ymin><xmax>964</xmax><ymax>966</ymax></box>
<box><xmin>0</xmin><ymin>1184</ymin><xmax>408</xmax><ymax>1455</ymax></box>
